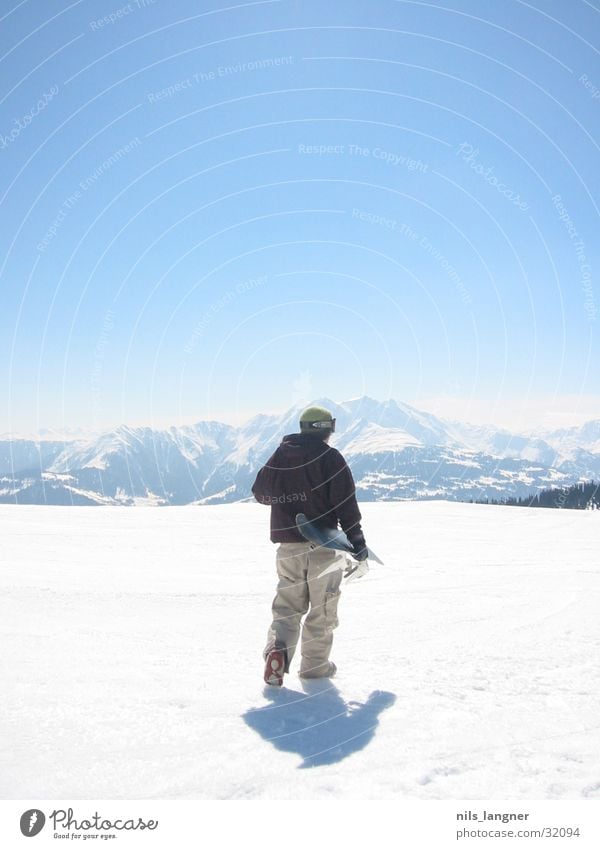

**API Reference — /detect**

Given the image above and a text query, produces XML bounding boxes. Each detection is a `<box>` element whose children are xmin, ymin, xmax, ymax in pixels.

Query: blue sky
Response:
<box><xmin>0</xmin><ymin>0</ymin><xmax>599</xmax><ymax>433</ymax></box>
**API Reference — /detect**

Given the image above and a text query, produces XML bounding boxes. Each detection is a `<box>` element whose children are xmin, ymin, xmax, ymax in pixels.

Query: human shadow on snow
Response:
<box><xmin>243</xmin><ymin>681</ymin><xmax>396</xmax><ymax>768</ymax></box>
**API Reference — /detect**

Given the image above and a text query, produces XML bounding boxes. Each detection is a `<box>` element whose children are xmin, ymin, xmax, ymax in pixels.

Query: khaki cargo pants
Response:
<box><xmin>264</xmin><ymin>541</ymin><xmax>343</xmax><ymax>678</ymax></box>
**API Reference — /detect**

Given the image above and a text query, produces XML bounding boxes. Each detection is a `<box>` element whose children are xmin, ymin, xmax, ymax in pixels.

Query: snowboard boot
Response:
<box><xmin>299</xmin><ymin>661</ymin><xmax>337</xmax><ymax>680</ymax></box>
<box><xmin>264</xmin><ymin>647</ymin><xmax>287</xmax><ymax>687</ymax></box>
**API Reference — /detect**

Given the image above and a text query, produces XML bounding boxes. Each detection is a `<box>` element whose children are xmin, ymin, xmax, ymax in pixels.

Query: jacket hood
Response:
<box><xmin>278</xmin><ymin>432</ymin><xmax>330</xmax><ymax>460</ymax></box>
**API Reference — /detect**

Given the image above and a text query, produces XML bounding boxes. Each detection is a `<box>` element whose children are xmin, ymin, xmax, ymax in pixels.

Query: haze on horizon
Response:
<box><xmin>3</xmin><ymin>392</ymin><xmax>600</xmax><ymax>441</ymax></box>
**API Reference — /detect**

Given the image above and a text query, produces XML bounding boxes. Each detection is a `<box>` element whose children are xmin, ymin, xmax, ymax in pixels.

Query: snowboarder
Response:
<box><xmin>252</xmin><ymin>405</ymin><xmax>369</xmax><ymax>686</ymax></box>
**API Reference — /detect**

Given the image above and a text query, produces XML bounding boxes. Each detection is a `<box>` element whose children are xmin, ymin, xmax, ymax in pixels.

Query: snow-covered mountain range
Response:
<box><xmin>1</xmin><ymin>397</ymin><xmax>599</xmax><ymax>505</ymax></box>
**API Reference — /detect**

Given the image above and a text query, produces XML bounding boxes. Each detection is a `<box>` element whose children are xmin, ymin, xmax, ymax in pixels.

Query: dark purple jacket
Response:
<box><xmin>251</xmin><ymin>432</ymin><xmax>365</xmax><ymax>545</ymax></box>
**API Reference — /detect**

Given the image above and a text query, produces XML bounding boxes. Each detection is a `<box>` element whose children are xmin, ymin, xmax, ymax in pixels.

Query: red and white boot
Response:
<box><xmin>263</xmin><ymin>648</ymin><xmax>286</xmax><ymax>687</ymax></box>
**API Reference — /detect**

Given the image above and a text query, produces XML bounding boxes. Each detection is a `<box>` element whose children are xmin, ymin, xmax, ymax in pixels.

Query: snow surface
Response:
<box><xmin>342</xmin><ymin>423</ymin><xmax>422</xmax><ymax>454</ymax></box>
<box><xmin>1</xmin><ymin>501</ymin><xmax>599</xmax><ymax>800</ymax></box>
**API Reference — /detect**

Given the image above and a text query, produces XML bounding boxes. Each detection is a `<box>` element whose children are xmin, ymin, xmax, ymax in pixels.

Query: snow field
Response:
<box><xmin>1</xmin><ymin>501</ymin><xmax>599</xmax><ymax>799</ymax></box>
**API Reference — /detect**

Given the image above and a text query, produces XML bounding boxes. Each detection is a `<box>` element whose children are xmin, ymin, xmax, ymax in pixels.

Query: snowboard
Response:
<box><xmin>295</xmin><ymin>513</ymin><xmax>384</xmax><ymax>565</ymax></box>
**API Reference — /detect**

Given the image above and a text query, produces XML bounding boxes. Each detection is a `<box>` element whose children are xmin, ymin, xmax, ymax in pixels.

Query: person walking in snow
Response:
<box><xmin>252</xmin><ymin>405</ymin><xmax>369</xmax><ymax>686</ymax></box>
